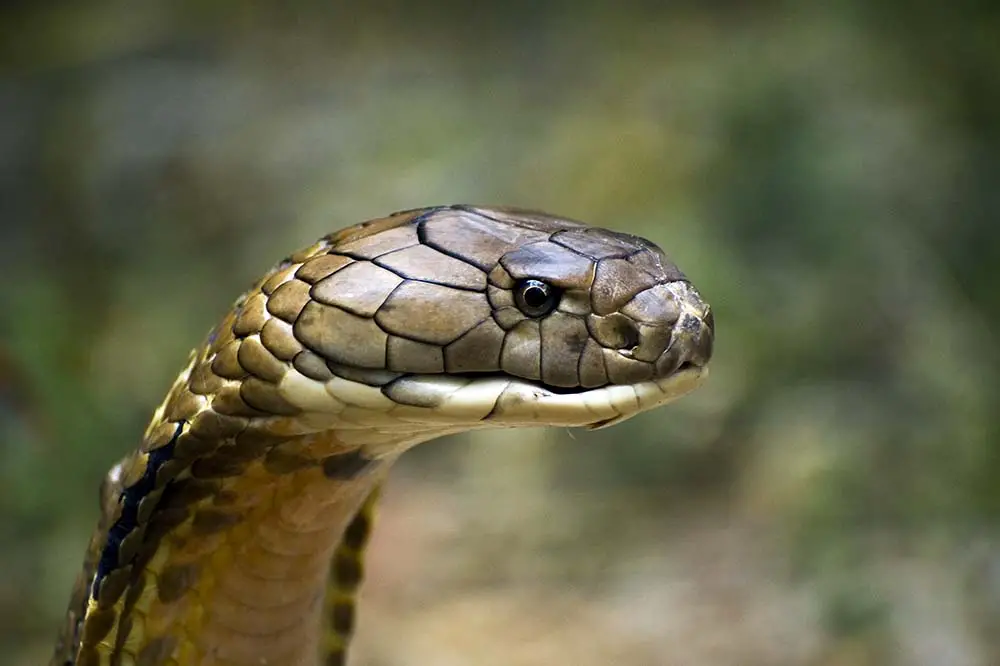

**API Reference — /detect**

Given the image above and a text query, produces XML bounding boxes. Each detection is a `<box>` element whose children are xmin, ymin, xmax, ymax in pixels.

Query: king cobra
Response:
<box><xmin>51</xmin><ymin>205</ymin><xmax>714</xmax><ymax>666</ymax></box>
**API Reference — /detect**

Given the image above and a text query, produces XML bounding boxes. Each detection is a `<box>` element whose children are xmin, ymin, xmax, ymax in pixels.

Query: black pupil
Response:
<box><xmin>523</xmin><ymin>284</ymin><xmax>549</xmax><ymax>308</ymax></box>
<box><xmin>515</xmin><ymin>279</ymin><xmax>557</xmax><ymax>316</ymax></box>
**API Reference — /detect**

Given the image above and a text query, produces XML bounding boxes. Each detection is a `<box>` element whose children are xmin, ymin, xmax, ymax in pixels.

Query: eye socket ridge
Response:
<box><xmin>513</xmin><ymin>278</ymin><xmax>561</xmax><ymax>317</ymax></box>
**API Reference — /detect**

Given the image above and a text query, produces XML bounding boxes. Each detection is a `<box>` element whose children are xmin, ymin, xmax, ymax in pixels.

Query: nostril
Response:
<box><xmin>586</xmin><ymin>313</ymin><xmax>642</xmax><ymax>352</ymax></box>
<box><xmin>619</xmin><ymin>321</ymin><xmax>640</xmax><ymax>351</ymax></box>
<box><xmin>623</xmin><ymin>321</ymin><xmax>674</xmax><ymax>363</ymax></box>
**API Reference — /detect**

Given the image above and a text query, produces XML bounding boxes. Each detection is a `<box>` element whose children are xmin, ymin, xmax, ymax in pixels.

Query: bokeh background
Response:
<box><xmin>2</xmin><ymin>2</ymin><xmax>999</xmax><ymax>665</ymax></box>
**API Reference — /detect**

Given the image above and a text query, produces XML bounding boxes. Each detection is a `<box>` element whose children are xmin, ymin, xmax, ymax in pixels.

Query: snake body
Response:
<box><xmin>51</xmin><ymin>205</ymin><xmax>714</xmax><ymax>666</ymax></box>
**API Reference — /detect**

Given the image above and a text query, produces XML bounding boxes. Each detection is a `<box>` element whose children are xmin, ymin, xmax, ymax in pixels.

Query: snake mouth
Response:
<box><xmin>452</xmin><ymin>357</ymin><xmax>706</xmax><ymax>397</ymax></box>
<box><xmin>449</xmin><ymin>372</ymin><xmax>586</xmax><ymax>396</ymax></box>
<box><xmin>469</xmin><ymin>360</ymin><xmax>709</xmax><ymax>430</ymax></box>
<box><xmin>299</xmin><ymin>360</ymin><xmax>710</xmax><ymax>436</ymax></box>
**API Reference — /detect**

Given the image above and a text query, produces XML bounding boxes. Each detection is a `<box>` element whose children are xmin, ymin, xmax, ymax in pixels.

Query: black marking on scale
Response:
<box><xmin>90</xmin><ymin>421</ymin><xmax>184</xmax><ymax>600</ymax></box>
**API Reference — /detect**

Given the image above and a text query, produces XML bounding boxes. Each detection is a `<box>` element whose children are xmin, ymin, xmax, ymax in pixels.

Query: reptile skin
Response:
<box><xmin>51</xmin><ymin>205</ymin><xmax>714</xmax><ymax>666</ymax></box>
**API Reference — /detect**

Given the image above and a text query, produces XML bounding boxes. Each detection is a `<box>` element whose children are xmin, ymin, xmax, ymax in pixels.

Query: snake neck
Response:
<box><xmin>57</xmin><ymin>314</ymin><xmax>465</xmax><ymax>666</ymax></box>
<box><xmin>147</xmin><ymin>435</ymin><xmax>392</xmax><ymax>666</ymax></box>
<box><xmin>80</xmin><ymin>417</ymin><xmax>433</xmax><ymax>666</ymax></box>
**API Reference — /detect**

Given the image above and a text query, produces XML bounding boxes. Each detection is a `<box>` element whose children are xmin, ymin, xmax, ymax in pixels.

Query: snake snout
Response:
<box><xmin>612</xmin><ymin>280</ymin><xmax>713</xmax><ymax>376</ymax></box>
<box><xmin>655</xmin><ymin>303</ymin><xmax>714</xmax><ymax>376</ymax></box>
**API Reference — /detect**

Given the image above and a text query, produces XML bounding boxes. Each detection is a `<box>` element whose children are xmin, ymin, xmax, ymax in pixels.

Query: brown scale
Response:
<box><xmin>51</xmin><ymin>205</ymin><xmax>714</xmax><ymax>666</ymax></box>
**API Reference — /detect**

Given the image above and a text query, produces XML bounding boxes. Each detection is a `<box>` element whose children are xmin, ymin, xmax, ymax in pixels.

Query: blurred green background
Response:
<box><xmin>2</xmin><ymin>2</ymin><xmax>999</xmax><ymax>665</ymax></box>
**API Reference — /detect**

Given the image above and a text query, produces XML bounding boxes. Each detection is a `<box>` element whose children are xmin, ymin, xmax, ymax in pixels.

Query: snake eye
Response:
<box><xmin>514</xmin><ymin>279</ymin><xmax>560</xmax><ymax>317</ymax></box>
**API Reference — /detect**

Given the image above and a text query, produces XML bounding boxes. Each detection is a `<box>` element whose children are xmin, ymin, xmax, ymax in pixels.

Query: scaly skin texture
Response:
<box><xmin>51</xmin><ymin>205</ymin><xmax>714</xmax><ymax>666</ymax></box>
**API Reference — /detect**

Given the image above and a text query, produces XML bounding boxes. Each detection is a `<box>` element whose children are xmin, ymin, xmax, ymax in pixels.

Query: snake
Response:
<box><xmin>49</xmin><ymin>204</ymin><xmax>714</xmax><ymax>666</ymax></box>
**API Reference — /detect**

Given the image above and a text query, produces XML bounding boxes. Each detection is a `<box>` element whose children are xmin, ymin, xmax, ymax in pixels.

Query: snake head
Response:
<box><xmin>178</xmin><ymin>204</ymin><xmax>713</xmax><ymax>447</ymax></box>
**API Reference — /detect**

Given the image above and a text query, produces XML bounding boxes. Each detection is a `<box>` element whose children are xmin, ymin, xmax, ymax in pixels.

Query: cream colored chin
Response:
<box><xmin>276</xmin><ymin>364</ymin><xmax>708</xmax><ymax>442</ymax></box>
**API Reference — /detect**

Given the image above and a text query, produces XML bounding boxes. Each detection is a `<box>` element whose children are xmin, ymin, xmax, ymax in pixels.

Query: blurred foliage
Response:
<box><xmin>1</xmin><ymin>2</ymin><xmax>998</xmax><ymax>665</ymax></box>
